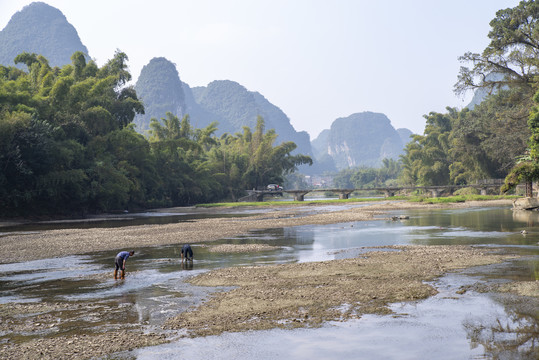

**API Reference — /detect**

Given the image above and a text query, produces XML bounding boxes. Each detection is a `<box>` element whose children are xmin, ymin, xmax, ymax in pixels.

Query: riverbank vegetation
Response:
<box><xmin>398</xmin><ymin>1</ymin><xmax>539</xmax><ymax>190</ymax></box>
<box><xmin>0</xmin><ymin>51</ymin><xmax>311</xmax><ymax>216</ymax></box>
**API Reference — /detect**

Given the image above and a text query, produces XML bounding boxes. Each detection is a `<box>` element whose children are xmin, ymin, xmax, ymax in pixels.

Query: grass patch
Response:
<box><xmin>407</xmin><ymin>194</ymin><xmax>518</xmax><ymax>204</ymax></box>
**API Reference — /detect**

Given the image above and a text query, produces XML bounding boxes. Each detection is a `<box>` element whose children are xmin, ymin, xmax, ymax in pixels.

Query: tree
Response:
<box><xmin>242</xmin><ymin>116</ymin><xmax>312</xmax><ymax>189</ymax></box>
<box><xmin>453</xmin><ymin>0</ymin><xmax>539</xmax><ymax>195</ymax></box>
<box><xmin>0</xmin><ymin>50</ymin><xmax>147</xmax><ymax>215</ymax></box>
<box><xmin>399</xmin><ymin>110</ymin><xmax>454</xmax><ymax>186</ymax></box>
<box><xmin>148</xmin><ymin>112</ymin><xmax>224</xmax><ymax>205</ymax></box>
<box><xmin>0</xmin><ymin>51</ymin><xmax>313</xmax><ymax>215</ymax></box>
<box><xmin>503</xmin><ymin>87</ymin><xmax>539</xmax><ymax>194</ymax></box>
<box><xmin>455</xmin><ymin>0</ymin><xmax>539</xmax><ymax>95</ymax></box>
<box><xmin>450</xmin><ymin>89</ymin><xmax>531</xmax><ymax>184</ymax></box>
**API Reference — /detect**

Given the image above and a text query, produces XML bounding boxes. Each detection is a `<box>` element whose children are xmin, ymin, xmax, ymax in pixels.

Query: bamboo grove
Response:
<box><xmin>0</xmin><ymin>51</ymin><xmax>312</xmax><ymax>216</ymax></box>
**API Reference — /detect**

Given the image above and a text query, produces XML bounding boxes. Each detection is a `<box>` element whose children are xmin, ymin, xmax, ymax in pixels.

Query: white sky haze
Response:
<box><xmin>0</xmin><ymin>0</ymin><xmax>521</xmax><ymax>139</ymax></box>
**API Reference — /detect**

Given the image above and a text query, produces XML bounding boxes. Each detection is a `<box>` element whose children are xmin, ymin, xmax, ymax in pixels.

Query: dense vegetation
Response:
<box><xmin>399</xmin><ymin>0</ymin><xmax>539</xmax><ymax>189</ymax></box>
<box><xmin>333</xmin><ymin>159</ymin><xmax>401</xmax><ymax>188</ymax></box>
<box><xmin>5</xmin><ymin>0</ymin><xmax>539</xmax><ymax>217</ymax></box>
<box><xmin>0</xmin><ymin>51</ymin><xmax>311</xmax><ymax>216</ymax></box>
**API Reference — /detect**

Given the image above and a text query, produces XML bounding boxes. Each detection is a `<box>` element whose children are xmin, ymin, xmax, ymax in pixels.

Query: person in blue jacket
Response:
<box><xmin>114</xmin><ymin>250</ymin><xmax>134</xmax><ymax>279</ymax></box>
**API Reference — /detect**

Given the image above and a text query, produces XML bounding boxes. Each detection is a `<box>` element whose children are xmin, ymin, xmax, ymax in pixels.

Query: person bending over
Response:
<box><xmin>181</xmin><ymin>244</ymin><xmax>193</xmax><ymax>262</ymax></box>
<box><xmin>114</xmin><ymin>250</ymin><xmax>134</xmax><ymax>279</ymax></box>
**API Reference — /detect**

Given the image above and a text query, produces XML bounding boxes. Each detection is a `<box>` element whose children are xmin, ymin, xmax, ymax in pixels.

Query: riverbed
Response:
<box><xmin>0</xmin><ymin>200</ymin><xmax>538</xmax><ymax>359</ymax></box>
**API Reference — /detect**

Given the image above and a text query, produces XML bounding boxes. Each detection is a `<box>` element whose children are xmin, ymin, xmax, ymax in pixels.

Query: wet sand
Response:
<box><xmin>0</xmin><ymin>199</ymin><xmax>528</xmax><ymax>360</ymax></box>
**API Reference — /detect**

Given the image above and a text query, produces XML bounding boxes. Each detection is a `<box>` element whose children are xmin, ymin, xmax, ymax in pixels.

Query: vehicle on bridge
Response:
<box><xmin>267</xmin><ymin>184</ymin><xmax>283</xmax><ymax>191</ymax></box>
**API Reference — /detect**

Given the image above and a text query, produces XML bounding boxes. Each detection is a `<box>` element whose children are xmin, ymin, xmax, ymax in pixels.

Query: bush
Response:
<box><xmin>454</xmin><ymin>187</ymin><xmax>479</xmax><ymax>196</ymax></box>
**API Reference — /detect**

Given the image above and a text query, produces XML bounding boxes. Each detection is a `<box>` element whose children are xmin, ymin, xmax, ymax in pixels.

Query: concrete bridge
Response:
<box><xmin>242</xmin><ymin>180</ymin><xmax>505</xmax><ymax>202</ymax></box>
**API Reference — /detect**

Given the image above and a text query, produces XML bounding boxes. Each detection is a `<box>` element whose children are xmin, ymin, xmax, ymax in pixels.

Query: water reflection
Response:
<box><xmin>513</xmin><ymin>209</ymin><xmax>539</xmax><ymax>228</ymax></box>
<box><xmin>465</xmin><ymin>312</ymin><xmax>539</xmax><ymax>359</ymax></box>
<box><xmin>181</xmin><ymin>261</ymin><xmax>194</xmax><ymax>270</ymax></box>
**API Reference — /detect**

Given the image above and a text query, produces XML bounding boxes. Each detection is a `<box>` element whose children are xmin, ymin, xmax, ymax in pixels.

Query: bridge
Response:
<box><xmin>241</xmin><ymin>180</ymin><xmax>505</xmax><ymax>202</ymax></box>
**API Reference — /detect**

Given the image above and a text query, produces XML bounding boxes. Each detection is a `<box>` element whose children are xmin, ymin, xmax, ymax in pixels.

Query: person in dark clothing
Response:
<box><xmin>181</xmin><ymin>244</ymin><xmax>193</xmax><ymax>262</ymax></box>
<box><xmin>114</xmin><ymin>250</ymin><xmax>134</xmax><ymax>279</ymax></box>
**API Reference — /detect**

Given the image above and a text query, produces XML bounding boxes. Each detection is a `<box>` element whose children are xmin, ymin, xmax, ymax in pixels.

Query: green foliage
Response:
<box><xmin>399</xmin><ymin>110</ymin><xmax>454</xmax><ymax>186</ymax></box>
<box><xmin>455</xmin><ymin>0</ymin><xmax>539</xmax><ymax>95</ymax></box>
<box><xmin>198</xmin><ymin>194</ymin><xmax>517</xmax><ymax>208</ymax></box>
<box><xmin>502</xmin><ymin>73</ymin><xmax>539</xmax><ymax>193</ymax></box>
<box><xmin>450</xmin><ymin>89</ymin><xmax>531</xmax><ymax>184</ymax></box>
<box><xmin>206</xmin><ymin>116</ymin><xmax>312</xmax><ymax>200</ymax></box>
<box><xmin>501</xmin><ymin>161</ymin><xmax>539</xmax><ymax>193</ymax></box>
<box><xmin>401</xmin><ymin>91</ymin><xmax>531</xmax><ymax>187</ymax></box>
<box><xmin>408</xmin><ymin>194</ymin><xmax>517</xmax><ymax>204</ymax></box>
<box><xmin>333</xmin><ymin>158</ymin><xmax>402</xmax><ymax>188</ymax></box>
<box><xmin>0</xmin><ymin>50</ymin><xmax>149</xmax><ymax>215</ymax></box>
<box><xmin>0</xmin><ymin>53</ymin><xmax>312</xmax><ymax>216</ymax></box>
<box><xmin>528</xmin><ymin>89</ymin><xmax>539</xmax><ymax>160</ymax></box>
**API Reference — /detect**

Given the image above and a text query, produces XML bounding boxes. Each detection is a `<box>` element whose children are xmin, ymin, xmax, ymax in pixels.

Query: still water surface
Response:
<box><xmin>1</xmin><ymin>204</ymin><xmax>538</xmax><ymax>359</ymax></box>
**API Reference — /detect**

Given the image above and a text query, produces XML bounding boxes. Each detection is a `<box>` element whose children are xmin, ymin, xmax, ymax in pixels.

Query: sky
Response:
<box><xmin>0</xmin><ymin>0</ymin><xmax>521</xmax><ymax>139</ymax></box>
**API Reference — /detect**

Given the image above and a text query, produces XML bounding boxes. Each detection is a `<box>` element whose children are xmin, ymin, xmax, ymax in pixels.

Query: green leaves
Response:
<box><xmin>0</xmin><ymin>51</ymin><xmax>312</xmax><ymax>215</ymax></box>
<box><xmin>456</xmin><ymin>0</ymin><xmax>539</xmax><ymax>95</ymax></box>
<box><xmin>400</xmin><ymin>111</ymin><xmax>454</xmax><ymax>186</ymax></box>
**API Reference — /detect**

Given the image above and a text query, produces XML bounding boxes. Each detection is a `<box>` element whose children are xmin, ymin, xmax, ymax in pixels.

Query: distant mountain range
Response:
<box><xmin>0</xmin><ymin>2</ymin><xmax>415</xmax><ymax>174</ymax></box>
<box><xmin>133</xmin><ymin>59</ymin><xmax>414</xmax><ymax>172</ymax></box>
<box><xmin>134</xmin><ymin>57</ymin><xmax>313</xmax><ymax>160</ymax></box>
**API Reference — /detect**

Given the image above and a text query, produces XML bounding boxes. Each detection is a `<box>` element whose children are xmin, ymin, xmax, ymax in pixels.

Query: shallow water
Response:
<box><xmin>1</xmin><ymin>204</ymin><xmax>538</xmax><ymax>358</ymax></box>
<box><xmin>128</xmin><ymin>274</ymin><xmax>507</xmax><ymax>360</ymax></box>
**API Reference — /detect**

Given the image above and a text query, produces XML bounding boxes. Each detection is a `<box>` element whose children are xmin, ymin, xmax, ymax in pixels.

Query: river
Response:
<box><xmin>0</xmin><ymin>203</ymin><xmax>538</xmax><ymax>359</ymax></box>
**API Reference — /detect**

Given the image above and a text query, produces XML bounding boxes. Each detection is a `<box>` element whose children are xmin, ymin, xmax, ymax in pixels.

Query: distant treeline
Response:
<box><xmin>0</xmin><ymin>51</ymin><xmax>311</xmax><ymax>216</ymax></box>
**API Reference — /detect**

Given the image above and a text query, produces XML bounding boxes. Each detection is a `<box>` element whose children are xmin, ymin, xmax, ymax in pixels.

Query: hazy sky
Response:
<box><xmin>0</xmin><ymin>0</ymin><xmax>520</xmax><ymax>138</ymax></box>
